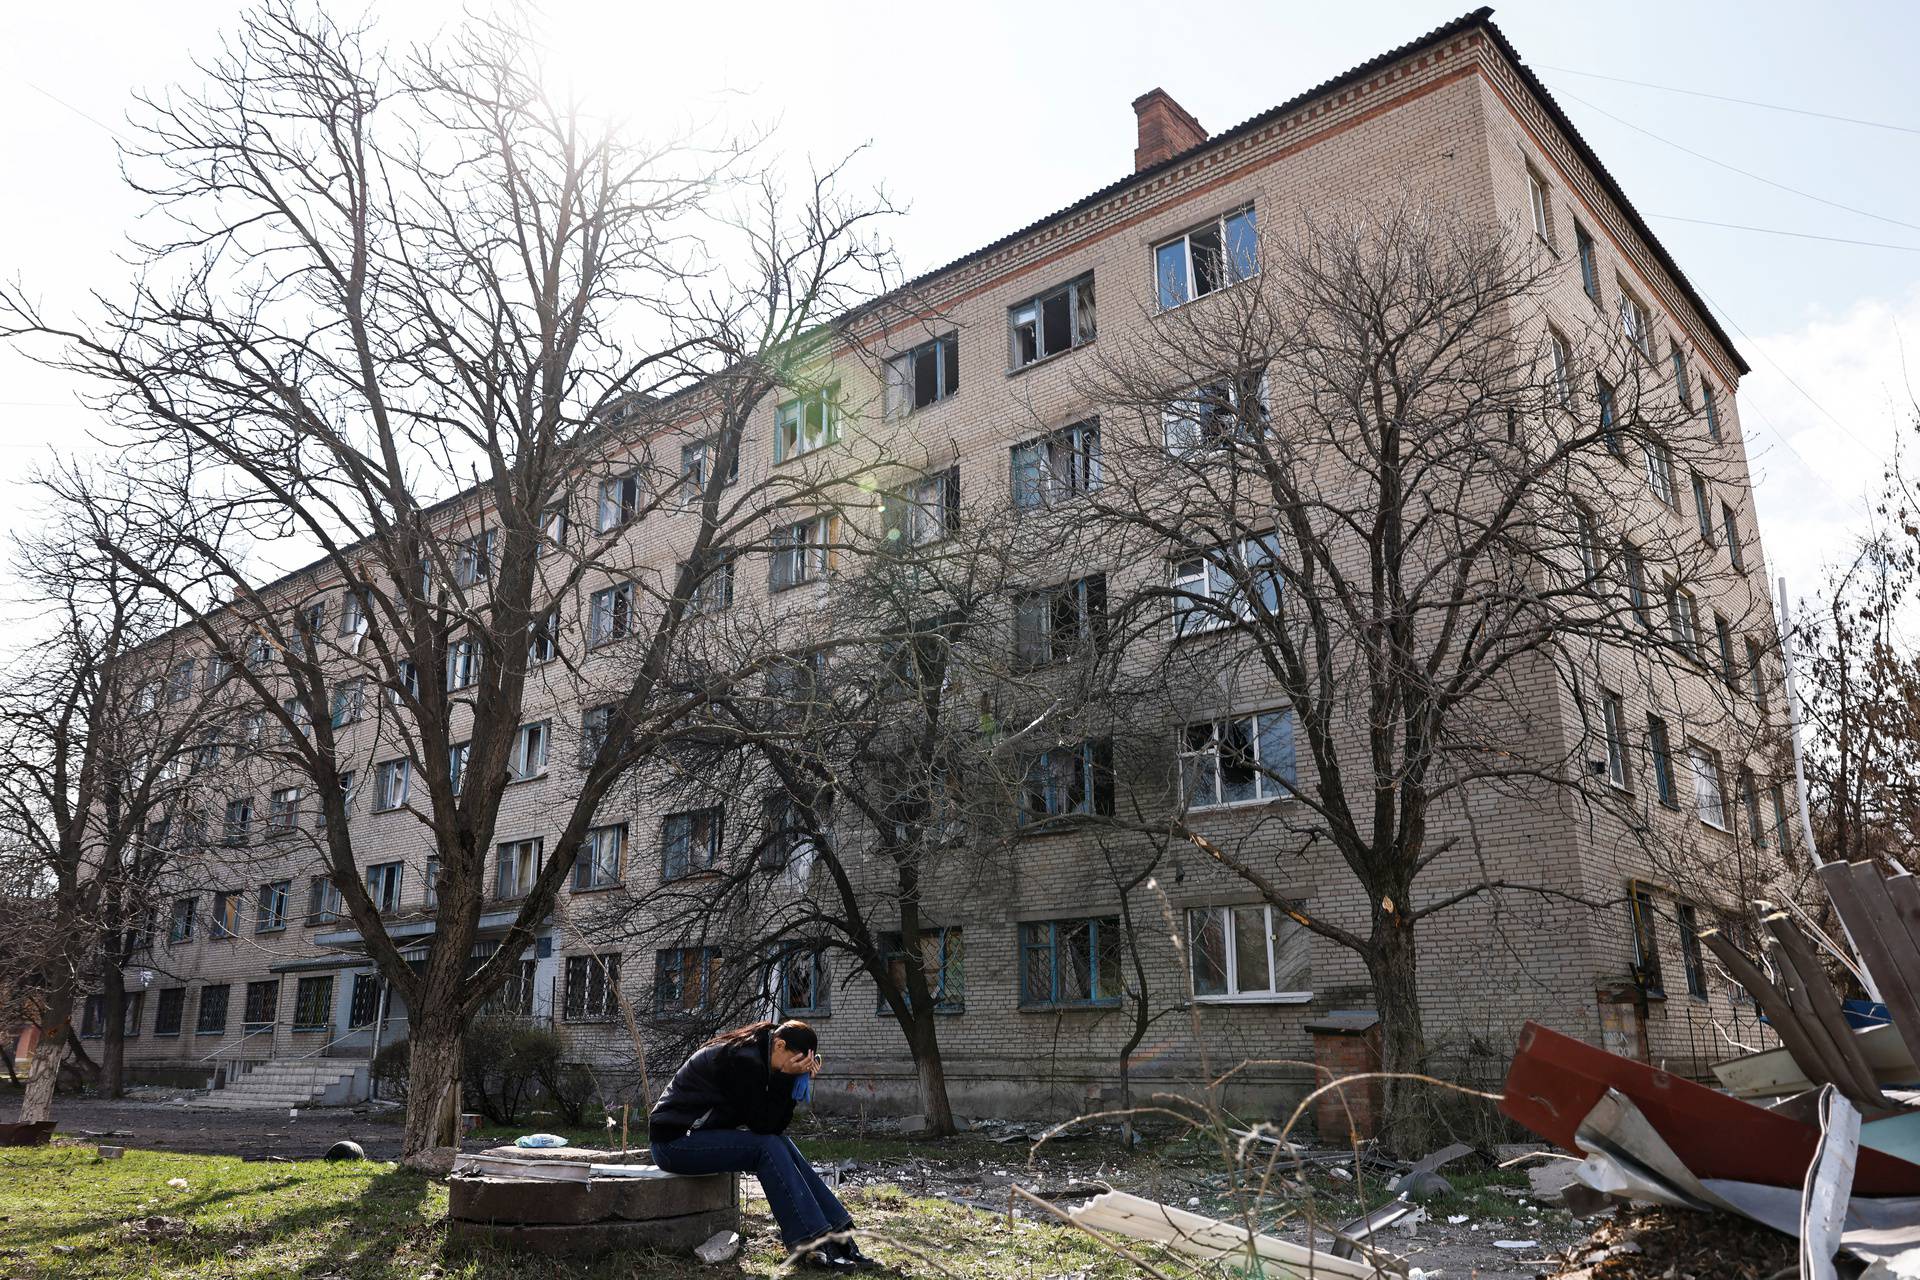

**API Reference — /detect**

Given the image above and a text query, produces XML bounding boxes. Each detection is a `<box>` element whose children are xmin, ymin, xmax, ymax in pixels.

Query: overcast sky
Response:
<box><xmin>4</xmin><ymin>0</ymin><xmax>1916</xmax><ymax>615</ymax></box>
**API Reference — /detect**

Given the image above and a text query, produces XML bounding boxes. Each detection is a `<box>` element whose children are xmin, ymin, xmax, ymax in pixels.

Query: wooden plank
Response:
<box><xmin>1765</xmin><ymin>914</ymin><xmax>1891</xmax><ymax>1108</ymax></box>
<box><xmin>1069</xmin><ymin>1191</ymin><xmax>1380</xmax><ymax>1280</ymax></box>
<box><xmin>1824</xmin><ymin>862</ymin><xmax>1920</xmax><ymax>1070</ymax></box>
<box><xmin>1884</xmin><ymin>874</ymin><xmax>1920</xmax><ymax>958</ymax></box>
<box><xmin>1713</xmin><ymin>1021</ymin><xmax>1918</xmax><ymax>1098</ymax></box>
<box><xmin>1701</xmin><ymin>928</ymin><xmax>1847</xmax><ymax>1098</ymax></box>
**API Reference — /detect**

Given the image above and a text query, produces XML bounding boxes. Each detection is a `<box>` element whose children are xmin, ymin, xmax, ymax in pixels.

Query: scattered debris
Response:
<box><xmin>96</xmin><ymin>1146</ymin><xmax>124</xmax><ymax>1160</ymax></box>
<box><xmin>693</xmin><ymin>1228</ymin><xmax>741</xmax><ymax>1264</ymax></box>
<box><xmin>165</xmin><ymin>1177</ymin><xmax>189</xmax><ymax>1190</ymax></box>
<box><xmin>1492</xmin><ymin>1239</ymin><xmax>1537</xmax><ymax>1250</ymax></box>
<box><xmin>120</xmin><ymin>1215</ymin><xmax>190</xmax><ymax>1243</ymax></box>
<box><xmin>1070</xmin><ymin>1190</ymin><xmax>1385</xmax><ymax>1279</ymax></box>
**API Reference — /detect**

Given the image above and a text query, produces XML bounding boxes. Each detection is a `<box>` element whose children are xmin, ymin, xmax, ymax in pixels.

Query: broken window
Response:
<box><xmin>1722</xmin><ymin>502</ymin><xmax>1745</xmax><ymax>572</ymax></box>
<box><xmin>1180</xmin><ymin>709</ymin><xmax>1296</xmax><ymax>808</ymax></box>
<box><xmin>495</xmin><ymin>839</ymin><xmax>541</xmax><ymax>900</ymax></box>
<box><xmin>1643</xmin><ymin>436</ymin><xmax>1675</xmax><ymax>505</ymax></box>
<box><xmin>1020</xmin><ymin>917</ymin><xmax>1122</xmax><ymax>1008</ymax></box>
<box><xmin>882</xmin><ymin>468</ymin><xmax>960</xmax><ymax>549</ymax></box>
<box><xmin>1186</xmin><ymin>904</ymin><xmax>1310</xmax><ymax>1000</ymax></box>
<box><xmin>1013</xmin><ymin>574</ymin><xmax>1106</xmax><ymax>669</ymax></box>
<box><xmin>651</xmin><ymin>948</ymin><xmax>714</xmax><ymax>1017</ymax></box>
<box><xmin>509</xmin><ymin>720</ymin><xmax>550</xmax><ymax>781</ymax></box>
<box><xmin>774</xmin><ymin>948</ymin><xmax>829</xmax><ymax>1016</ymax></box>
<box><xmin>574</xmin><ymin>824</ymin><xmax>624</xmax><ymax>890</ymax></box>
<box><xmin>589</xmin><ymin>582</ymin><xmax>636</xmax><ymax>645</ymax></box>
<box><xmin>1575</xmin><ymin>222</ymin><xmax>1601</xmax><ymax>304</ymax></box>
<box><xmin>1600</xmin><ymin>690</ymin><xmax>1629</xmax><ymax>790</ymax></box>
<box><xmin>373</xmin><ymin>758</ymin><xmax>410</xmax><ymax>811</ymax></box>
<box><xmin>1164</xmin><ymin>371</ymin><xmax>1268</xmax><ymax>456</ymax></box>
<box><xmin>768</xmin><ymin>514</ymin><xmax>839</xmax><ymax>590</ymax></box>
<box><xmin>1647</xmin><ymin>715</ymin><xmax>1678</xmax><ymax>807</ymax></box>
<box><xmin>1009</xmin><ymin>275</ymin><xmax>1095</xmax><ymax>368</ymax></box>
<box><xmin>774</xmin><ymin>385</ymin><xmax>840</xmax><ymax>461</ymax></box>
<box><xmin>1618</xmin><ymin>284</ymin><xmax>1653</xmax><ymax>359</ymax></box>
<box><xmin>365</xmin><ymin>861</ymin><xmax>403</xmax><ymax>913</ymax></box>
<box><xmin>453</xmin><ymin>530</ymin><xmax>494</xmax><ymax>586</ymax></box>
<box><xmin>1676</xmin><ymin>903</ymin><xmax>1707</xmax><ymax>998</ymax></box>
<box><xmin>662</xmin><ymin>807</ymin><xmax>723</xmax><ymax>881</ymax></box>
<box><xmin>1171</xmin><ymin>534</ymin><xmax>1281</xmax><ymax>636</ymax></box>
<box><xmin>1018</xmin><ymin>740</ymin><xmax>1114</xmax><ymax>823</ymax></box>
<box><xmin>1011</xmin><ymin>419</ymin><xmax>1101</xmax><ymax>510</ymax></box>
<box><xmin>1629</xmin><ymin>885</ymin><xmax>1664</xmax><ymax>995</ymax></box>
<box><xmin>598</xmin><ymin>471</ymin><xmax>643</xmax><ymax>532</ymax></box>
<box><xmin>877</xmin><ymin>927</ymin><xmax>963</xmax><ymax>1013</ymax></box>
<box><xmin>886</xmin><ymin>334</ymin><xmax>960</xmax><ymax>418</ymax></box>
<box><xmin>1156</xmin><ymin>207</ymin><xmax>1257</xmax><ymax>310</ymax></box>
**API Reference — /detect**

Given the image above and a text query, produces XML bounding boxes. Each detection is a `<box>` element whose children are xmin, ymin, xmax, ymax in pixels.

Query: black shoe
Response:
<box><xmin>830</xmin><ymin>1238</ymin><xmax>882</xmax><ymax>1272</ymax></box>
<box><xmin>796</xmin><ymin>1243</ymin><xmax>858</xmax><ymax>1273</ymax></box>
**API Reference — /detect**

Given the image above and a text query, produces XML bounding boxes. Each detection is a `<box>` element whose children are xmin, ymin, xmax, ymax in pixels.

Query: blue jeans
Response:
<box><xmin>654</xmin><ymin>1129</ymin><xmax>851</xmax><ymax>1248</ymax></box>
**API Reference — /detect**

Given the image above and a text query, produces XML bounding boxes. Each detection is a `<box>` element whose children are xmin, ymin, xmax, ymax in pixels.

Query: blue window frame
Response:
<box><xmin>876</xmin><ymin>928</ymin><xmax>963</xmax><ymax>1014</ymax></box>
<box><xmin>1019</xmin><ymin>918</ymin><xmax>1123</xmax><ymax>1009</ymax></box>
<box><xmin>775</xmin><ymin>948</ymin><xmax>830</xmax><ymax>1017</ymax></box>
<box><xmin>1018</xmin><ymin>741</ymin><xmax>1114</xmax><ymax>824</ymax></box>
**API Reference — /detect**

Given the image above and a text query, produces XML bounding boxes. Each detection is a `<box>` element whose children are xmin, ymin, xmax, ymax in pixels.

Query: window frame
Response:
<box><xmin>373</xmin><ymin>758</ymin><xmax>411</xmax><ymax>812</ymax></box>
<box><xmin>1171</xmin><ymin>534</ymin><xmax>1281</xmax><ymax>637</ymax></box>
<box><xmin>574</xmin><ymin>823</ymin><xmax>626</xmax><ymax>891</ymax></box>
<box><xmin>508</xmin><ymin>720</ymin><xmax>551</xmax><ymax>781</ymax></box>
<box><xmin>773</xmin><ymin>384</ymin><xmax>841</xmax><ymax>462</ymax></box>
<box><xmin>1689</xmin><ymin>742</ymin><xmax>1728</xmax><ymax>830</ymax></box>
<box><xmin>1185</xmin><ymin>903</ymin><xmax>1312</xmax><ymax>1003</ymax></box>
<box><xmin>661</xmin><ymin>806</ymin><xmax>724</xmax><ymax>882</ymax></box>
<box><xmin>1009</xmin><ymin>273</ymin><xmax>1096</xmax><ymax>369</ymax></box>
<box><xmin>1018</xmin><ymin>740</ymin><xmax>1115</xmax><ymax>825</ymax></box>
<box><xmin>365</xmin><ymin>861</ymin><xmax>404</xmax><ymax>914</ymax></box>
<box><xmin>1648</xmin><ymin>715</ymin><xmax>1679</xmax><ymax>808</ymax></box>
<box><xmin>495</xmin><ymin>838</ymin><xmax>543</xmax><ymax>901</ymax></box>
<box><xmin>1011</xmin><ymin>418</ymin><xmax>1102</xmax><ymax>511</ymax></box>
<box><xmin>1179</xmin><ymin>708</ymin><xmax>1297</xmax><ymax>809</ymax></box>
<box><xmin>1154</xmin><ymin>206</ymin><xmax>1258</xmax><ymax>311</ymax></box>
<box><xmin>1018</xmin><ymin>916</ymin><xmax>1123</xmax><ymax>1009</ymax></box>
<box><xmin>1013</xmin><ymin>574</ymin><xmax>1107</xmax><ymax>669</ymax></box>
<box><xmin>588</xmin><ymin>582</ymin><xmax>637</xmax><ymax>647</ymax></box>
<box><xmin>768</xmin><ymin>513</ymin><xmax>840</xmax><ymax>591</ymax></box>
<box><xmin>1600</xmin><ymin>690</ymin><xmax>1630</xmax><ymax>791</ymax></box>
<box><xmin>885</xmin><ymin>333</ymin><xmax>961</xmax><ymax>418</ymax></box>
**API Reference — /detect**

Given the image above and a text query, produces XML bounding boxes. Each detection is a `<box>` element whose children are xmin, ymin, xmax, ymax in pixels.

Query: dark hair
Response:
<box><xmin>704</xmin><ymin>1019</ymin><xmax>817</xmax><ymax>1056</ymax></box>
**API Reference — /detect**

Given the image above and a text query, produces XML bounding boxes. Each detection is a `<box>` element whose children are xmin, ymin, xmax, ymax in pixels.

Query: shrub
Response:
<box><xmin>463</xmin><ymin>1016</ymin><xmax>564</xmax><ymax>1125</ymax></box>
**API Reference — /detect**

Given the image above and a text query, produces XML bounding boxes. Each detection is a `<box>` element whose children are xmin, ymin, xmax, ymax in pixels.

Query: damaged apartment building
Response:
<box><xmin>99</xmin><ymin>9</ymin><xmax>1791</xmax><ymax>1121</ymax></box>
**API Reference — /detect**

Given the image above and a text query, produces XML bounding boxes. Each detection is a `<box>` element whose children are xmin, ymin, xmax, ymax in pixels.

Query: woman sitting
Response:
<box><xmin>649</xmin><ymin>1019</ymin><xmax>878</xmax><ymax>1273</ymax></box>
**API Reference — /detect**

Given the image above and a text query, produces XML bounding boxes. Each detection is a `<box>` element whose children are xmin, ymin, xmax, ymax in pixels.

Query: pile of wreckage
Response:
<box><xmin>1502</xmin><ymin>860</ymin><xmax>1920</xmax><ymax>1278</ymax></box>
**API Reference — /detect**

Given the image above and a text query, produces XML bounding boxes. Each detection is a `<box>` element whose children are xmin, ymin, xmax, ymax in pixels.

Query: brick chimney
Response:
<box><xmin>1132</xmin><ymin>88</ymin><xmax>1207</xmax><ymax>172</ymax></box>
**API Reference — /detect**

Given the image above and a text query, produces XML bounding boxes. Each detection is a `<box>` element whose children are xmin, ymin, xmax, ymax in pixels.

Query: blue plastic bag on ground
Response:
<box><xmin>515</xmin><ymin>1133</ymin><xmax>569</xmax><ymax>1148</ymax></box>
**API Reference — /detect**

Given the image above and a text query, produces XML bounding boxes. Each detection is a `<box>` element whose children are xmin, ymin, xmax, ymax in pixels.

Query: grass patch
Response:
<box><xmin>0</xmin><ymin>1143</ymin><xmax>1172</xmax><ymax>1278</ymax></box>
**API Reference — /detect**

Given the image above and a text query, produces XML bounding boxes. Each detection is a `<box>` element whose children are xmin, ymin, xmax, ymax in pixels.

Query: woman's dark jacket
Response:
<box><xmin>648</xmin><ymin>1027</ymin><xmax>797</xmax><ymax>1144</ymax></box>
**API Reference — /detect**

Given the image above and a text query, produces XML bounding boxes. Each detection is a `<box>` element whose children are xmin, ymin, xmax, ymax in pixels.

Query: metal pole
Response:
<box><xmin>1776</xmin><ymin>576</ymin><xmax>1883</xmax><ymax>1003</ymax></box>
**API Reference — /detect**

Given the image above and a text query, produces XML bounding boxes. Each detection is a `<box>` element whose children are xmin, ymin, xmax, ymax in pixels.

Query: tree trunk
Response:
<box><xmin>19</xmin><ymin>988</ymin><xmax>74</xmax><ymax>1124</ymax></box>
<box><xmin>1369</xmin><ymin>915</ymin><xmax>1435</xmax><ymax>1158</ymax></box>
<box><xmin>101</xmin><ymin>970</ymin><xmax>127</xmax><ymax>1099</ymax></box>
<box><xmin>399</xmin><ymin>1012</ymin><xmax>462</xmax><ymax>1166</ymax></box>
<box><xmin>905</xmin><ymin>1011</ymin><xmax>956</xmax><ymax>1137</ymax></box>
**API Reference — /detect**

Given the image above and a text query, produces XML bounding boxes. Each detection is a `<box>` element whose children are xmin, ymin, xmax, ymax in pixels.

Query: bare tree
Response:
<box><xmin>0</xmin><ymin>473</ymin><xmax>218</xmax><ymax>1122</ymax></box>
<box><xmin>1</xmin><ymin>3</ymin><xmax>896</xmax><ymax>1161</ymax></box>
<box><xmin>1793</xmin><ymin>496</ymin><xmax>1920</xmax><ymax>872</ymax></box>
<box><xmin>1070</xmin><ymin>199</ymin><xmax>1766</xmax><ymax>1150</ymax></box>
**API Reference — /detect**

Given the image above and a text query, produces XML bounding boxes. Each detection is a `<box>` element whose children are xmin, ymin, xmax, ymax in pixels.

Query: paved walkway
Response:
<box><xmin>25</xmin><ymin>1094</ymin><xmax>409</xmax><ymax>1161</ymax></box>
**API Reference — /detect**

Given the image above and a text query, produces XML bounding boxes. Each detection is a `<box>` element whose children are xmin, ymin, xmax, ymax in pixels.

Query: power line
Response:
<box><xmin>1693</xmin><ymin>279</ymin><xmax>1891</xmax><ymax>472</ymax></box>
<box><xmin>1647</xmin><ymin>214</ymin><xmax>1920</xmax><ymax>254</ymax></box>
<box><xmin>1559</xmin><ymin>89</ymin><xmax>1920</xmax><ymax>238</ymax></box>
<box><xmin>1535</xmin><ymin>64</ymin><xmax>1920</xmax><ymax>138</ymax></box>
<box><xmin>17</xmin><ymin>77</ymin><xmax>135</xmax><ymax>146</ymax></box>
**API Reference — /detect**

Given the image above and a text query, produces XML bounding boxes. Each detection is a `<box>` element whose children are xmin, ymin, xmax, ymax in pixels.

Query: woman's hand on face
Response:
<box><xmin>796</xmin><ymin>1051</ymin><xmax>821</xmax><ymax>1076</ymax></box>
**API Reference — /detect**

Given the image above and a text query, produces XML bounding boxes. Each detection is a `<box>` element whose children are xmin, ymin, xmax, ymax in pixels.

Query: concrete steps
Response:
<box><xmin>208</xmin><ymin>1059</ymin><xmax>366</xmax><ymax>1108</ymax></box>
